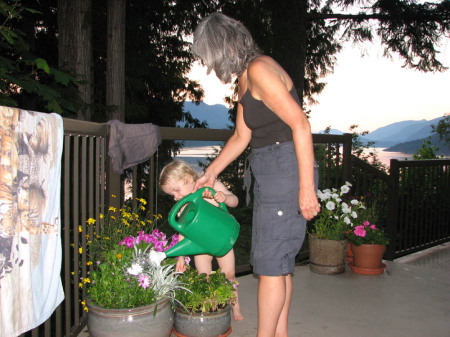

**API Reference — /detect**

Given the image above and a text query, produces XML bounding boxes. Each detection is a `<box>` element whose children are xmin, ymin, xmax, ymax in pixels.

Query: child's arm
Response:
<box><xmin>209</xmin><ymin>180</ymin><xmax>238</xmax><ymax>208</ymax></box>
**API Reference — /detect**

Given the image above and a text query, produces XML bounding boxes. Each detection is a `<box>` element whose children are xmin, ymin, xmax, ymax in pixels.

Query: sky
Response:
<box><xmin>187</xmin><ymin>38</ymin><xmax>450</xmax><ymax>133</ymax></box>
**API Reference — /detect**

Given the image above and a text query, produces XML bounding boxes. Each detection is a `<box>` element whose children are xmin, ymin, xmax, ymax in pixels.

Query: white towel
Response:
<box><xmin>0</xmin><ymin>106</ymin><xmax>64</xmax><ymax>337</ymax></box>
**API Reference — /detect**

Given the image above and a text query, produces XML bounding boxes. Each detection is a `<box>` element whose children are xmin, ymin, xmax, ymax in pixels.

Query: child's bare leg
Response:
<box><xmin>217</xmin><ymin>249</ymin><xmax>243</xmax><ymax>320</ymax></box>
<box><xmin>194</xmin><ymin>254</ymin><xmax>213</xmax><ymax>275</ymax></box>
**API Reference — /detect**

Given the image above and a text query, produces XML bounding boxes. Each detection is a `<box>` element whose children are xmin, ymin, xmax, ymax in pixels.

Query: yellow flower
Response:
<box><xmin>85</xmin><ymin>234</ymin><xmax>90</xmax><ymax>239</ymax></box>
<box><xmin>137</xmin><ymin>198</ymin><xmax>147</xmax><ymax>205</ymax></box>
<box><xmin>147</xmin><ymin>220</ymin><xmax>153</xmax><ymax>224</ymax></box>
<box><xmin>140</xmin><ymin>205</ymin><xmax>145</xmax><ymax>211</ymax></box>
<box><xmin>79</xmin><ymin>282</ymin><xmax>83</xmax><ymax>288</ymax></box>
<box><xmin>109</xmin><ymin>206</ymin><xmax>117</xmax><ymax>212</ymax></box>
<box><xmin>78</xmin><ymin>225</ymin><xmax>82</xmax><ymax>232</ymax></box>
<box><xmin>87</xmin><ymin>261</ymin><xmax>93</xmax><ymax>266</ymax></box>
<box><xmin>79</xmin><ymin>247</ymin><xmax>82</xmax><ymax>254</ymax></box>
<box><xmin>87</xmin><ymin>218</ymin><xmax>96</xmax><ymax>225</ymax></box>
<box><xmin>104</xmin><ymin>237</ymin><xmax>110</xmax><ymax>240</ymax></box>
<box><xmin>117</xmin><ymin>229</ymin><xmax>122</xmax><ymax>233</ymax></box>
<box><xmin>122</xmin><ymin>219</ymin><xmax>130</xmax><ymax>227</ymax></box>
<box><xmin>111</xmin><ymin>216</ymin><xmax>116</xmax><ymax>220</ymax></box>
<box><xmin>116</xmin><ymin>253</ymin><xmax>122</xmax><ymax>259</ymax></box>
<box><xmin>83</xmin><ymin>278</ymin><xmax>91</xmax><ymax>284</ymax></box>
<box><xmin>99</xmin><ymin>213</ymin><xmax>104</xmax><ymax>219</ymax></box>
<box><xmin>140</xmin><ymin>221</ymin><xmax>145</xmax><ymax>226</ymax></box>
<box><xmin>111</xmin><ymin>194</ymin><xmax>117</xmax><ymax>198</ymax></box>
<box><xmin>84</xmin><ymin>306</ymin><xmax>88</xmax><ymax>313</ymax></box>
<box><xmin>71</xmin><ymin>272</ymin><xmax>75</xmax><ymax>275</ymax></box>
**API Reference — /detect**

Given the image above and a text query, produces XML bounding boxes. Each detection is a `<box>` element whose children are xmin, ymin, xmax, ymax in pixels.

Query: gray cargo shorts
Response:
<box><xmin>247</xmin><ymin>141</ymin><xmax>318</xmax><ymax>276</ymax></box>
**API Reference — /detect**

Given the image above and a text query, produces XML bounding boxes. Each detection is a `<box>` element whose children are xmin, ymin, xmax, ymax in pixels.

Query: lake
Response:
<box><xmin>174</xmin><ymin>145</ymin><xmax>413</xmax><ymax>172</ymax></box>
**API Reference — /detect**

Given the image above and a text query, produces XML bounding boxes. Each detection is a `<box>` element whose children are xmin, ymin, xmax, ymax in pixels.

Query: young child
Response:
<box><xmin>159</xmin><ymin>160</ymin><xmax>243</xmax><ymax>320</ymax></box>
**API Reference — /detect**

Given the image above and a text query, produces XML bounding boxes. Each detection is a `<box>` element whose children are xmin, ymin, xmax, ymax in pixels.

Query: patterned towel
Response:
<box><xmin>0</xmin><ymin>106</ymin><xmax>64</xmax><ymax>337</ymax></box>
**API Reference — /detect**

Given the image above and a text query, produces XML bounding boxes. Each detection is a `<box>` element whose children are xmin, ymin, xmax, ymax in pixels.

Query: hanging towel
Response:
<box><xmin>0</xmin><ymin>106</ymin><xmax>64</xmax><ymax>337</ymax></box>
<box><xmin>107</xmin><ymin>120</ymin><xmax>162</xmax><ymax>174</ymax></box>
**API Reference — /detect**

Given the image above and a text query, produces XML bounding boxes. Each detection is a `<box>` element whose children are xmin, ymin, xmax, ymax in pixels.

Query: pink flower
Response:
<box><xmin>138</xmin><ymin>274</ymin><xmax>150</xmax><ymax>289</ymax></box>
<box><xmin>363</xmin><ymin>221</ymin><xmax>370</xmax><ymax>226</ymax></box>
<box><xmin>119</xmin><ymin>236</ymin><xmax>135</xmax><ymax>248</ymax></box>
<box><xmin>370</xmin><ymin>225</ymin><xmax>376</xmax><ymax>230</ymax></box>
<box><xmin>354</xmin><ymin>225</ymin><xmax>366</xmax><ymax>237</ymax></box>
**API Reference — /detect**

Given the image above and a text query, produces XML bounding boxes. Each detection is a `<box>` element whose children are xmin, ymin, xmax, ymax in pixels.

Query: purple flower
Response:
<box><xmin>138</xmin><ymin>274</ymin><xmax>150</xmax><ymax>289</ymax></box>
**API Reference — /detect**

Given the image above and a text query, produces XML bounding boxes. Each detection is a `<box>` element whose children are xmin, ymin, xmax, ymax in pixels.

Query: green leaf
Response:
<box><xmin>35</xmin><ymin>58</ymin><xmax>50</xmax><ymax>74</ymax></box>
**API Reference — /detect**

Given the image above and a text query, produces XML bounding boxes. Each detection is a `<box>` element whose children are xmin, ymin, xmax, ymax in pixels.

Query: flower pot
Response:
<box><xmin>346</xmin><ymin>242</ymin><xmax>353</xmax><ymax>263</ymax></box>
<box><xmin>173</xmin><ymin>305</ymin><xmax>231</xmax><ymax>337</ymax></box>
<box><xmin>86</xmin><ymin>298</ymin><xmax>174</xmax><ymax>337</ymax></box>
<box><xmin>350</xmin><ymin>243</ymin><xmax>386</xmax><ymax>270</ymax></box>
<box><xmin>308</xmin><ymin>235</ymin><xmax>348</xmax><ymax>274</ymax></box>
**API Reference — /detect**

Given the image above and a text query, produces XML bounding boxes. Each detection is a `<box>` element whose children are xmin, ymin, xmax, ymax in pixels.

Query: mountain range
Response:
<box><xmin>183</xmin><ymin>102</ymin><xmax>449</xmax><ymax>155</ymax></box>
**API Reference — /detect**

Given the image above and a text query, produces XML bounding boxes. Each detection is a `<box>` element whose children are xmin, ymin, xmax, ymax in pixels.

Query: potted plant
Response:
<box><xmin>347</xmin><ymin>220</ymin><xmax>390</xmax><ymax>275</ymax></box>
<box><xmin>80</xmin><ymin>198</ymin><xmax>189</xmax><ymax>337</ymax></box>
<box><xmin>309</xmin><ymin>182</ymin><xmax>366</xmax><ymax>274</ymax></box>
<box><xmin>173</xmin><ymin>266</ymin><xmax>237</xmax><ymax>337</ymax></box>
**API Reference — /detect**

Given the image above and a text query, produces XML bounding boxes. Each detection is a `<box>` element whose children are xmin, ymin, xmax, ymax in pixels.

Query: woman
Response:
<box><xmin>192</xmin><ymin>12</ymin><xmax>320</xmax><ymax>337</ymax></box>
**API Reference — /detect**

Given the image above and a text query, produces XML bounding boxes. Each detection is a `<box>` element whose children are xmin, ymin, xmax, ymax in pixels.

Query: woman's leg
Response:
<box><xmin>257</xmin><ymin>274</ymin><xmax>292</xmax><ymax>337</ymax></box>
<box><xmin>217</xmin><ymin>249</ymin><xmax>243</xmax><ymax>320</ymax></box>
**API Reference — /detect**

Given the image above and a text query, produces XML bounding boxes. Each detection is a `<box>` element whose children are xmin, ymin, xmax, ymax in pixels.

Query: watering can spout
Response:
<box><xmin>164</xmin><ymin>238</ymin><xmax>205</xmax><ymax>258</ymax></box>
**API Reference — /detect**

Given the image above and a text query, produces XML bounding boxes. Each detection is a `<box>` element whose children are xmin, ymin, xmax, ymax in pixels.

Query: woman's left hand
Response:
<box><xmin>299</xmin><ymin>188</ymin><xmax>320</xmax><ymax>221</ymax></box>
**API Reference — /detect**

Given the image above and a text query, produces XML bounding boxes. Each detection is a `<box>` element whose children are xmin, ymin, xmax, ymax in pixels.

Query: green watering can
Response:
<box><xmin>165</xmin><ymin>187</ymin><xmax>240</xmax><ymax>258</ymax></box>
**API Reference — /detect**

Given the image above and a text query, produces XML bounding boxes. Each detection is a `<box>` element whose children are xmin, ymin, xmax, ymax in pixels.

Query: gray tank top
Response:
<box><xmin>241</xmin><ymin>87</ymin><xmax>300</xmax><ymax>148</ymax></box>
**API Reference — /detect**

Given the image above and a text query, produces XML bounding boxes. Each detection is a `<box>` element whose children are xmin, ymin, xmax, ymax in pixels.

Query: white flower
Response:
<box><xmin>345</xmin><ymin>181</ymin><xmax>352</xmax><ymax>187</ymax></box>
<box><xmin>351</xmin><ymin>211</ymin><xmax>358</xmax><ymax>219</ymax></box>
<box><xmin>350</xmin><ymin>199</ymin><xmax>359</xmax><ymax>205</ymax></box>
<box><xmin>343</xmin><ymin>216</ymin><xmax>351</xmax><ymax>224</ymax></box>
<box><xmin>326</xmin><ymin>201</ymin><xmax>336</xmax><ymax>211</ymax></box>
<box><xmin>127</xmin><ymin>263</ymin><xmax>143</xmax><ymax>276</ymax></box>
<box><xmin>341</xmin><ymin>202</ymin><xmax>351</xmax><ymax>214</ymax></box>
<box><xmin>148</xmin><ymin>249</ymin><xmax>166</xmax><ymax>267</ymax></box>
<box><xmin>331</xmin><ymin>193</ymin><xmax>339</xmax><ymax>199</ymax></box>
<box><xmin>340</xmin><ymin>185</ymin><xmax>350</xmax><ymax>194</ymax></box>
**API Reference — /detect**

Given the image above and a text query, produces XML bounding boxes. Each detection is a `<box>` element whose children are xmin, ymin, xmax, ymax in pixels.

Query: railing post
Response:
<box><xmin>342</xmin><ymin>133</ymin><xmax>352</xmax><ymax>183</ymax></box>
<box><xmin>106</xmin><ymin>125</ymin><xmax>121</xmax><ymax>209</ymax></box>
<box><xmin>385</xmin><ymin>159</ymin><xmax>399</xmax><ymax>260</ymax></box>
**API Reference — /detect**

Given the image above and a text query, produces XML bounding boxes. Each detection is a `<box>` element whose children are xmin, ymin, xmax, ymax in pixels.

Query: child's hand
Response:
<box><xmin>175</xmin><ymin>257</ymin><xmax>187</xmax><ymax>272</ymax></box>
<box><xmin>202</xmin><ymin>188</ymin><xmax>214</xmax><ymax>200</ymax></box>
<box><xmin>214</xmin><ymin>191</ymin><xmax>227</xmax><ymax>204</ymax></box>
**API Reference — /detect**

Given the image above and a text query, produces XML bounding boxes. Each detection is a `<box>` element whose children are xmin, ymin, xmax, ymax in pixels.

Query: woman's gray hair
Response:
<box><xmin>193</xmin><ymin>12</ymin><xmax>261</xmax><ymax>84</ymax></box>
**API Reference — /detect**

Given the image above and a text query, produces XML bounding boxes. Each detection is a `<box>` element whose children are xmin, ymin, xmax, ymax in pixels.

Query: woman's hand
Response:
<box><xmin>299</xmin><ymin>188</ymin><xmax>320</xmax><ymax>221</ymax></box>
<box><xmin>193</xmin><ymin>171</ymin><xmax>215</xmax><ymax>192</ymax></box>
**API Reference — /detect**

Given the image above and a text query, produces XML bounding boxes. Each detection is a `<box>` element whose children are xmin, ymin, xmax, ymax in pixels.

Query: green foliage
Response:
<box><xmin>176</xmin><ymin>267</ymin><xmax>236</xmax><ymax>314</ymax></box>
<box><xmin>412</xmin><ymin>137</ymin><xmax>443</xmax><ymax>160</ymax></box>
<box><xmin>432</xmin><ymin>114</ymin><xmax>450</xmax><ymax>145</ymax></box>
<box><xmin>0</xmin><ymin>0</ymin><xmax>78</xmax><ymax>114</ymax></box>
<box><xmin>87</xmin><ymin>245</ymin><xmax>156</xmax><ymax>309</ymax></box>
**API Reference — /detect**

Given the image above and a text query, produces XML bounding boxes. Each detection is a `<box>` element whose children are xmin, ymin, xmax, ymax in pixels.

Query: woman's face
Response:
<box><xmin>161</xmin><ymin>177</ymin><xmax>195</xmax><ymax>201</ymax></box>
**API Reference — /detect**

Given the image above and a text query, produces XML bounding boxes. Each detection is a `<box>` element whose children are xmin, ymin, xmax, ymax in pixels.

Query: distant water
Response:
<box><xmin>368</xmin><ymin>147</ymin><xmax>413</xmax><ymax>167</ymax></box>
<box><xmin>175</xmin><ymin>145</ymin><xmax>414</xmax><ymax>171</ymax></box>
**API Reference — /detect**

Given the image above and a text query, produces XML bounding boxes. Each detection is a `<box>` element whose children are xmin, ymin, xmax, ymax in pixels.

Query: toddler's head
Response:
<box><xmin>159</xmin><ymin>160</ymin><xmax>198</xmax><ymax>201</ymax></box>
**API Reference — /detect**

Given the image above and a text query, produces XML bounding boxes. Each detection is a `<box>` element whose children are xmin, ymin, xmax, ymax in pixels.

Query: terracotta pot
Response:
<box><xmin>308</xmin><ymin>235</ymin><xmax>348</xmax><ymax>274</ymax></box>
<box><xmin>346</xmin><ymin>242</ymin><xmax>353</xmax><ymax>263</ymax></box>
<box><xmin>173</xmin><ymin>305</ymin><xmax>231</xmax><ymax>337</ymax></box>
<box><xmin>351</xmin><ymin>243</ymin><xmax>386</xmax><ymax>269</ymax></box>
<box><xmin>86</xmin><ymin>298</ymin><xmax>173</xmax><ymax>337</ymax></box>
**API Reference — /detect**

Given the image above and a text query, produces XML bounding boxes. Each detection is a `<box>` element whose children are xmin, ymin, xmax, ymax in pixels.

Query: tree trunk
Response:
<box><xmin>106</xmin><ymin>0</ymin><xmax>126</xmax><ymax>122</ymax></box>
<box><xmin>58</xmin><ymin>0</ymin><xmax>93</xmax><ymax>120</ymax></box>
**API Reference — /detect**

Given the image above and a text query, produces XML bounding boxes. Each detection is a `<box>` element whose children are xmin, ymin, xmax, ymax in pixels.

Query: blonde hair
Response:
<box><xmin>159</xmin><ymin>160</ymin><xmax>198</xmax><ymax>188</ymax></box>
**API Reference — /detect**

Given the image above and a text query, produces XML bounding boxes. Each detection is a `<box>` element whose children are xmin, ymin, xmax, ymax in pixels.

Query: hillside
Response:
<box><xmin>385</xmin><ymin>134</ymin><xmax>450</xmax><ymax>155</ymax></box>
<box><xmin>183</xmin><ymin>102</ymin><xmax>230</xmax><ymax>129</ymax></box>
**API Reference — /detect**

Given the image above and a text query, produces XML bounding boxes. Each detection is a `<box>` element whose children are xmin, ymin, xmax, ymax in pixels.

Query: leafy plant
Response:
<box><xmin>310</xmin><ymin>182</ymin><xmax>366</xmax><ymax>240</ymax></box>
<box><xmin>346</xmin><ymin>221</ymin><xmax>390</xmax><ymax>247</ymax></box>
<box><xmin>175</xmin><ymin>267</ymin><xmax>236</xmax><ymax>314</ymax></box>
<box><xmin>83</xmin><ymin>229</ymin><xmax>188</xmax><ymax>310</ymax></box>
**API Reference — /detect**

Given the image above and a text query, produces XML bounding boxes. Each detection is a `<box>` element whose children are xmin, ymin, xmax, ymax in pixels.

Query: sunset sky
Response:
<box><xmin>188</xmin><ymin>38</ymin><xmax>450</xmax><ymax>133</ymax></box>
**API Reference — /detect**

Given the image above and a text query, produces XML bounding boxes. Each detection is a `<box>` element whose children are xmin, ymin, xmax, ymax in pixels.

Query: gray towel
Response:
<box><xmin>107</xmin><ymin>120</ymin><xmax>162</xmax><ymax>174</ymax></box>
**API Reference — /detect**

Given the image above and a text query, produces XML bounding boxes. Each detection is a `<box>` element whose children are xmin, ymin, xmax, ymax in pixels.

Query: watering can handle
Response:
<box><xmin>168</xmin><ymin>187</ymin><xmax>228</xmax><ymax>226</ymax></box>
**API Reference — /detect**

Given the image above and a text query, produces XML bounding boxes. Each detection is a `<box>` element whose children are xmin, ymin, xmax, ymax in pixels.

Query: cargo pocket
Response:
<box><xmin>265</xmin><ymin>205</ymin><xmax>305</xmax><ymax>240</ymax></box>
